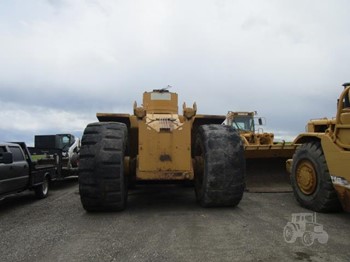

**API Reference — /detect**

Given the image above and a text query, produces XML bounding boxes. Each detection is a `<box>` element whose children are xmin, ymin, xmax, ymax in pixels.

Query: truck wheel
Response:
<box><xmin>193</xmin><ymin>125</ymin><xmax>245</xmax><ymax>207</ymax></box>
<box><xmin>79</xmin><ymin>122</ymin><xmax>128</xmax><ymax>212</ymax></box>
<box><xmin>290</xmin><ymin>142</ymin><xmax>342</xmax><ymax>212</ymax></box>
<box><xmin>34</xmin><ymin>175</ymin><xmax>49</xmax><ymax>199</ymax></box>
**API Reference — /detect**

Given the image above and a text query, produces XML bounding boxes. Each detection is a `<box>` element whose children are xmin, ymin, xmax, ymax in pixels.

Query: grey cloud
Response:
<box><xmin>0</xmin><ymin>0</ymin><xmax>349</xmax><ymax>145</ymax></box>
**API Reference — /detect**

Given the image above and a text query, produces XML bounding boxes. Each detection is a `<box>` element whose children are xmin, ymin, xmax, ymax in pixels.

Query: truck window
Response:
<box><xmin>0</xmin><ymin>146</ymin><xmax>6</xmax><ymax>161</ymax></box>
<box><xmin>9</xmin><ymin>146</ymin><xmax>25</xmax><ymax>162</ymax></box>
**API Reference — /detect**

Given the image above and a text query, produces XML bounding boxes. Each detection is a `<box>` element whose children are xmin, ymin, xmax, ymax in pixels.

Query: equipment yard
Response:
<box><xmin>0</xmin><ymin>180</ymin><xmax>349</xmax><ymax>262</ymax></box>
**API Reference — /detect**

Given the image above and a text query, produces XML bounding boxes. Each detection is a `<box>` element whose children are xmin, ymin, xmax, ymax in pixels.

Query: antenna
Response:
<box><xmin>153</xmin><ymin>85</ymin><xmax>172</xmax><ymax>93</ymax></box>
<box><xmin>163</xmin><ymin>85</ymin><xmax>172</xmax><ymax>91</ymax></box>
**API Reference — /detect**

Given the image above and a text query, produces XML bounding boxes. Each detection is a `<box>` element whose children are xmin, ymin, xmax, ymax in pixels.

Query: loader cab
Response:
<box><xmin>335</xmin><ymin>84</ymin><xmax>350</xmax><ymax>149</ymax></box>
<box><xmin>57</xmin><ymin>134</ymin><xmax>76</xmax><ymax>152</ymax></box>
<box><xmin>234</xmin><ymin>115</ymin><xmax>255</xmax><ymax>132</ymax></box>
<box><xmin>344</xmin><ymin>83</ymin><xmax>350</xmax><ymax>108</ymax></box>
<box><xmin>227</xmin><ymin>112</ymin><xmax>256</xmax><ymax>132</ymax></box>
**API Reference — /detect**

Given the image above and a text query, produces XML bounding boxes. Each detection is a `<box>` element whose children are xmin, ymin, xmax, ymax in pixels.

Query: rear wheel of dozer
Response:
<box><xmin>79</xmin><ymin>122</ymin><xmax>128</xmax><ymax>212</ymax></box>
<box><xmin>290</xmin><ymin>141</ymin><xmax>342</xmax><ymax>212</ymax></box>
<box><xmin>194</xmin><ymin>125</ymin><xmax>245</xmax><ymax>207</ymax></box>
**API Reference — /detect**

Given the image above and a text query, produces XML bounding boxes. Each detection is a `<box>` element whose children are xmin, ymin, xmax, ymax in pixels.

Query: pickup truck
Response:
<box><xmin>0</xmin><ymin>142</ymin><xmax>57</xmax><ymax>200</ymax></box>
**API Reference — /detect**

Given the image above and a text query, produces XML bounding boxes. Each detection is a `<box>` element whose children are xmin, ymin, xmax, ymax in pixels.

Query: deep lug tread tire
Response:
<box><xmin>79</xmin><ymin>122</ymin><xmax>128</xmax><ymax>212</ymax></box>
<box><xmin>194</xmin><ymin>125</ymin><xmax>245</xmax><ymax>207</ymax></box>
<box><xmin>290</xmin><ymin>141</ymin><xmax>342</xmax><ymax>212</ymax></box>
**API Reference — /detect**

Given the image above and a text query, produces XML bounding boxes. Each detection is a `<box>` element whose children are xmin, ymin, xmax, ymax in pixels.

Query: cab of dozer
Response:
<box><xmin>287</xmin><ymin>83</ymin><xmax>350</xmax><ymax>212</ymax></box>
<box><xmin>78</xmin><ymin>89</ymin><xmax>245</xmax><ymax>211</ymax></box>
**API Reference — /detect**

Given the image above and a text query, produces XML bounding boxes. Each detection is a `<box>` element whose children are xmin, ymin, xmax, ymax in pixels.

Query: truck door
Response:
<box><xmin>0</xmin><ymin>146</ymin><xmax>12</xmax><ymax>194</ymax></box>
<box><xmin>3</xmin><ymin>146</ymin><xmax>29</xmax><ymax>193</ymax></box>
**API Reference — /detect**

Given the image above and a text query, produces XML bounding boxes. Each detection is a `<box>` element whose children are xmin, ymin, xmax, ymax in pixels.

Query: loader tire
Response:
<box><xmin>78</xmin><ymin>122</ymin><xmax>128</xmax><ymax>212</ymax></box>
<box><xmin>290</xmin><ymin>141</ymin><xmax>342</xmax><ymax>212</ymax></box>
<box><xmin>194</xmin><ymin>125</ymin><xmax>245</xmax><ymax>207</ymax></box>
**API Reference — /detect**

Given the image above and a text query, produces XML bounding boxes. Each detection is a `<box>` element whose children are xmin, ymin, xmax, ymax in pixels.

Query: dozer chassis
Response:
<box><xmin>287</xmin><ymin>83</ymin><xmax>350</xmax><ymax>212</ymax></box>
<box><xmin>78</xmin><ymin>89</ymin><xmax>245</xmax><ymax>211</ymax></box>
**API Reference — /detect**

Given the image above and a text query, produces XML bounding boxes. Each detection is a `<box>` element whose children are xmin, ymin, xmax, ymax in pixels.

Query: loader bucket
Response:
<box><xmin>244</xmin><ymin>144</ymin><xmax>298</xmax><ymax>192</ymax></box>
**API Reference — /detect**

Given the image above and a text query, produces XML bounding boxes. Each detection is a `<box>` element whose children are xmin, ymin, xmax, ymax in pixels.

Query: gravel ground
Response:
<box><xmin>0</xmin><ymin>179</ymin><xmax>349</xmax><ymax>262</ymax></box>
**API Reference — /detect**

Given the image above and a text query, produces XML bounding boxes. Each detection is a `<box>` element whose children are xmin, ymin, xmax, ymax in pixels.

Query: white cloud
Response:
<box><xmin>0</xmin><ymin>0</ymin><xmax>349</xmax><ymax>143</ymax></box>
<box><xmin>0</xmin><ymin>101</ymin><xmax>94</xmax><ymax>133</ymax></box>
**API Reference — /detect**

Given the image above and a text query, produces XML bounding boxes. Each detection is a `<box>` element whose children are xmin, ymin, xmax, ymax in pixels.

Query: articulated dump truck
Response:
<box><xmin>225</xmin><ymin>111</ymin><xmax>298</xmax><ymax>192</ymax></box>
<box><xmin>78</xmin><ymin>89</ymin><xmax>245</xmax><ymax>211</ymax></box>
<box><xmin>287</xmin><ymin>83</ymin><xmax>350</xmax><ymax>212</ymax></box>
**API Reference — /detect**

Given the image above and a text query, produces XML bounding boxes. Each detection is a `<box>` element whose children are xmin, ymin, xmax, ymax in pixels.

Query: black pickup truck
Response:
<box><xmin>0</xmin><ymin>142</ymin><xmax>57</xmax><ymax>200</ymax></box>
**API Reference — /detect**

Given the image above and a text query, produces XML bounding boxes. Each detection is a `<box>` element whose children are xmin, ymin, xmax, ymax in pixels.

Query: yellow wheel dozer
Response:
<box><xmin>78</xmin><ymin>89</ymin><xmax>245</xmax><ymax>211</ymax></box>
<box><xmin>225</xmin><ymin>111</ymin><xmax>298</xmax><ymax>192</ymax></box>
<box><xmin>287</xmin><ymin>83</ymin><xmax>350</xmax><ymax>212</ymax></box>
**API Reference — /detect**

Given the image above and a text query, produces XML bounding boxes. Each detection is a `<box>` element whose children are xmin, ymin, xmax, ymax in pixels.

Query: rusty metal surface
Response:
<box><xmin>136</xmin><ymin>171</ymin><xmax>193</xmax><ymax>180</ymax></box>
<box><xmin>245</xmin><ymin>145</ymin><xmax>298</xmax><ymax>159</ymax></box>
<box><xmin>245</xmin><ymin>158</ymin><xmax>292</xmax><ymax>193</ymax></box>
<box><xmin>333</xmin><ymin>183</ymin><xmax>350</xmax><ymax>213</ymax></box>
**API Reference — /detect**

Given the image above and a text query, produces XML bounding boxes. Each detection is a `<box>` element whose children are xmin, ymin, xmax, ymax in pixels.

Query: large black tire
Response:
<box><xmin>290</xmin><ymin>141</ymin><xmax>342</xmax><ymax>212</ymax></box>
<box><xmin>193</xmin><ymin>125</ymin><xmax>245</xmax><ymax>207</ymax></box>
<box><xmin>79</xmin><ymin>122</ymin><xmax>128</xmax><ymax>212</ymax></box>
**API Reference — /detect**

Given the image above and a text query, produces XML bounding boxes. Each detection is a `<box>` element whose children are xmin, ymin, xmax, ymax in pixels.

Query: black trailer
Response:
<box><xmin>29</xmin><ymin>134</ymin><xmax>80</xmax><ymax>179</ymax></box>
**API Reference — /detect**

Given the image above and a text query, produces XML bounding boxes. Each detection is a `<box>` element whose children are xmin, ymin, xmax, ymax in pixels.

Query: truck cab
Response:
<box><xmin>0</xmin><ymin>142</ymin><xmax>57</xmax><ymax>200</ymax></box>
<box><xmin>0</xmin><ymin>143</ymin><xmax>29</xmax><ymax>195</ymax></box>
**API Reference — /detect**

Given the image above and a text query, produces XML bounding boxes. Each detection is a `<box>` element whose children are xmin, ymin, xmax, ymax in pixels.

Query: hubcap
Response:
<box><xmin>296</xmin><ymin>160</ymin><xmax>317</xmax><ymax>195</ymax></box>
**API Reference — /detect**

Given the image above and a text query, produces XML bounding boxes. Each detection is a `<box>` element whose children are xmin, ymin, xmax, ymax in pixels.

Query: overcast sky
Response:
<box><xmin>1</xmin><ymin>0</ymin><xmax>349</xmax><ymax>145</ymax></box>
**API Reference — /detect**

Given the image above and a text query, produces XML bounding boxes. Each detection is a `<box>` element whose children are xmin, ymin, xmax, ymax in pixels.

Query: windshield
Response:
<box><xmin>232</xmin><ymin>116</ymin><xmax>255</xmax><ymax>132</ymax></box>
<box><xmin>59</xmin><ymin>135</ymin><xmax>74</xmax><ymax>151</ymax></box>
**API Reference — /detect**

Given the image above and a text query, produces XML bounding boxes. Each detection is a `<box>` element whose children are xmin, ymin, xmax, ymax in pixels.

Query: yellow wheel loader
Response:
<box><xmin>78</xmin><ymin>89</ymin><xmax>245</xmax><ymax>211</ymax></box>
<box><xmin>286</xmin><ymin>83</ymin><xmax>350</xmax><ymax>212</ymax></box>
<box><xmin>225</xmin><ymin>111</ymin><xmax>298</xmax><ymax>192</ymax></box>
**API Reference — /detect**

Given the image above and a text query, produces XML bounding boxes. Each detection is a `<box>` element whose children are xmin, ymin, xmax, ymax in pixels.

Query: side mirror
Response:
<box><xmin>258</xmin><ymin>118</ymin><xmax>263</xmax><ymax>125</ymax></box>
<box><xmin>0</xmin><ymin>152</ymin><xmax>13</xmax><ymax>164</ymax></box>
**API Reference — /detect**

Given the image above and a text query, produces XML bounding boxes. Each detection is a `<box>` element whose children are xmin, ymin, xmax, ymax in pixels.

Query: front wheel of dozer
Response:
<box><xmin>290</xmin><ymin>142</ymin><xmax>342</xmax><ymax>212</ymax></box>
<box><xmin>79</xmin><ymin>122</ymin><xmax>128</xmax><ymax>212</ymax></box>
<box><xmin>193</xmin><ymin>125</ymin><xmax>245</xmax><ymax>207</ymax></box>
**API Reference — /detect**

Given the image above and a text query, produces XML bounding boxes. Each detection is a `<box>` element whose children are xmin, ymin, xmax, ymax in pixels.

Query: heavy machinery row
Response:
<box><xmin>1</xmin><ymin>83</ymin><xmax>349</xmax><ymax>213</ymax></box>
<box><xmin>76</xmin><ymin>83</ymin><xmax>350</xmax><ymax>213</ymax></box>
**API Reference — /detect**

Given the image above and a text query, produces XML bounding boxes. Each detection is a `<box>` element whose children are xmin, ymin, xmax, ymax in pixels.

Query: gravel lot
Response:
<box><xmin>1</xmin><ymin>178</ymin><xmax>349</xmax><ymax>262</ymax></box>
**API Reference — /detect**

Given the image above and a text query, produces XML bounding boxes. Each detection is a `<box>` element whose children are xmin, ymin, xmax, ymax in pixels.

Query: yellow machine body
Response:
<box><xmin>96</xmin><ymin>90</ymin><xmax>225</xmax><ymax>182</ymax></box>
<box><xmin>226</xmin><ymin>111</ymin><xmax>298</xmax><ymax>192</ymax></box>
<box><xmin>287</xmin><ymin>86</ymin><xmax>350</xmax><ymax>212</ymax></box>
